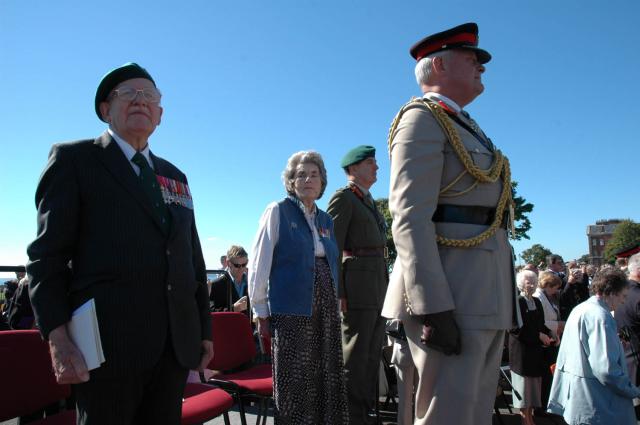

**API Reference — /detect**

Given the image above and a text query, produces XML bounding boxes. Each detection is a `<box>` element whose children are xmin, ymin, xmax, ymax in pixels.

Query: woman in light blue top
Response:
<box><xmin>548</xmin><ymin>269</ymin><xmax>640</xmax><ymax>424</ymax></box>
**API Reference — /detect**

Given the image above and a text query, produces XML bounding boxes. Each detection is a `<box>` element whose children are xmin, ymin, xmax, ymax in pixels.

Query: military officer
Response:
<box><xmin>327</xmin><ymin>146</ymin><xmax>389</xmax><ymax>425</ymax></box>
<box><xmin>382</xmin><ymin>23</ymin><xmax>518</xmax><ymax>425</ymax></box>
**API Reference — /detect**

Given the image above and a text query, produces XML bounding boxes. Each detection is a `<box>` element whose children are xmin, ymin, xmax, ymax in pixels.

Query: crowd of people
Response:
<box><xmin>5</xmin><ymin>19</ymin><xmax>640</xmax><ymax>425</ymax></box>
<box><xmin>506</xmin><ymin>255</ymin><xmax>640</xmax><ymax>425</ymax></box>
<box><xmin>0</xmin><ymin>270</ymin><xmax>34</xmax><ymax>331</ymax></box>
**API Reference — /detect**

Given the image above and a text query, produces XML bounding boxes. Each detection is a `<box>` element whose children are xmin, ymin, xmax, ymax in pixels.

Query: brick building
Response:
<box><xmin>586</xmin><ymin>219</ymin><xmax>623</xmax><ymax>266</ymax></box>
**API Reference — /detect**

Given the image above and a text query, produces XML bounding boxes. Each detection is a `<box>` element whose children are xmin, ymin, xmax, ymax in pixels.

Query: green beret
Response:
<box><xmin>340</xmin><ymin>145</ymin><xmax>376</xmax><ymax>168</ymax></box>
<box><xmin>94</xmin><ymin>62</ymin><xmax>156</xmax><ymax>122</ymax></box>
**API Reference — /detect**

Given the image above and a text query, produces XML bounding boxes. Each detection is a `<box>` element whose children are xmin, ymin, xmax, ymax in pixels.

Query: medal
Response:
<box><xmin>156</xmin><ymin>175</ymin><xmax>194</xmax><ymax>209</ymax></box>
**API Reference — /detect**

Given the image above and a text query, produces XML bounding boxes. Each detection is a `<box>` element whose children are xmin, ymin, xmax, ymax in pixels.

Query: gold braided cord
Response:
<box><xmin>425</xmin><ymin>101</ymin><xmax>504</xmax><ymax>184</ymax></box>
<box><xmin>439</xmin><ymin>170</ymin><xmax>477</xmax><ymax>197</ymax></box>
<box><xmin>387</xmin><ymin>98</ymin><xmax>419</xmax><ymax>159</ymax></box>
<box><xmin>440</xmin><ymin>179</ymin><xmax>478</xmax><ymax>197</ymax></box>
<box><xmin>436</xmin><ymin>155</ymin><xmax>512</xmax><ymax>247</ymax></box>
<box><xmin>387</xmin><ymin>98</ymin><xmax>514</xmax><ymax>247</ymax></box>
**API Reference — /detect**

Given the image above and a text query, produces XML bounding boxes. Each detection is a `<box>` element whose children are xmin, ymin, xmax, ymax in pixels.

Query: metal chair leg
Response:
<box><xmin>255</xmin><ymin>398</ymin><xmax>263</xmax><ymax>425</ymax></box>
<box><xmin>261</xmin><ymin>398</ymin><xmax>269</xmax><ymax>425</ymax></box>
<box><xmin>238</xmin><ymin>397</ymin><xmax>248</xmax><ymax>425</ymax></box>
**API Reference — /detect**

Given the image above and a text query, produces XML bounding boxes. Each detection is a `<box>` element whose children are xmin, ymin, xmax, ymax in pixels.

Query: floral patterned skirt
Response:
<box><xmin>271</xmin><ymin>257</ymin><xmax>349</xmax><ymax>425</ymax></box>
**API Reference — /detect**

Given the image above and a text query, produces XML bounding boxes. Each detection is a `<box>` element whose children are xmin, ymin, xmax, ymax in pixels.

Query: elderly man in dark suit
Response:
<box><xmin>26</xmin><ymin>63</ymin><xmax>213</xmax><ymax>425</ymax></box>
<box><xmin>327</xmin><ymin>146</ymin><xmax>388</xmax><ymax>425</ymax></box>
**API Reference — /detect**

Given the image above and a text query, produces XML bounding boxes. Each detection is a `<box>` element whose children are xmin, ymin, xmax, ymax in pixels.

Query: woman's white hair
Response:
<box><xmin>282</xmin><ymin>150</ymin><xmax>328</xmax><ymax>199</ymax></box>
<box><xmin>415</xmin><ymin>50</ymin><xmax>450</xmax><ymax>86</ymax></box>
<box><xmin>516</xmin><ymin>270</ymin><xmax>538</xmax><ymax>292</ymax></box>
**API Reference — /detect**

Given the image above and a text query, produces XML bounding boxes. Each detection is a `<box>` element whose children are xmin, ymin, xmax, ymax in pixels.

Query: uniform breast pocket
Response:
<box><xmin>469</xmin><ymin>149</ymin><xmax>494</xmax><ymax>169</ymax></box>
<box><xmin>439</xmin><ymin>234</ymin><xmax>498</xmax><ymax>316</ymax></box>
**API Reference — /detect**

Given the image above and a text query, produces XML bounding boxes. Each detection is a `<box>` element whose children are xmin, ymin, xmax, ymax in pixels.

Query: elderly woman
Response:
<box><xmin>509</xmin><ymin>270</ymin><xmax>554</xmax><ymax>425</ymax></box>
<box><xmin>533</xmin><ymin>271</ymin><xmax>563</xmax><ymax>412</ymax></box>
<box><xmin>534</xmin><ymin>272</ymin><xmax>563</xmax><ymax>340</ymax></box>
<box><xmin>548</xmin><ymin>269</ymin><xmax>640</xmax><ymax>424</ymax></box>
<box><xmin>248</xmin><ymin>151</ymin><xmax>348</xmax><ymax>424</ymax></box>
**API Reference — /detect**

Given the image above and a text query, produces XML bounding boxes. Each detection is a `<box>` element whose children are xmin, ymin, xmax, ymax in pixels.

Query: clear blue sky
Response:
<box><xmin>1</xmin><ymin>0</ymin><xmax>639</xmax><ymax>275</ymax></box>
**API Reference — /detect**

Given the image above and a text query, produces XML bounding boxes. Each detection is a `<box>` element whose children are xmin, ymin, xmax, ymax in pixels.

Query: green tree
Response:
<box><xmin>578</xmin><ymin>254</ymin><xmax>591</xmax><ymax>264</ymax></box>
<box><xmin>520</xmin><ymin>244</ymin><xmax>552</xmax><ymax>267</ymax></box>
<box><xmin>604</xmin><ymin>220</ymin><xmax>640</xmax><ymax>264</ymax></box>
<box><xmin>511</xmin><ymin>181</ymin><xmax>534</xmax><ymax>241</ymax></box>
<box><xmin>375</xmin><ymin>198</ymin><xmax>396</xmax><ymax>269</ymax></box>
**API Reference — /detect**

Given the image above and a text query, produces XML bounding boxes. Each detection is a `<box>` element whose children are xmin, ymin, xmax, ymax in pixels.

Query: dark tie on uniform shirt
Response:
<box><xmin>365</xmin><ymin>193</ymin><xmax>375</xmax><ymax>209</ymax></box>
<box><xmin>131</xmin><ymin>152</ymin><xmax>170</xmax><ymax>235</ymax></box>
<box><xmin>460</xmin><ymin>110</ymin><xmax>495</xmax><ymax>152</ymax></box>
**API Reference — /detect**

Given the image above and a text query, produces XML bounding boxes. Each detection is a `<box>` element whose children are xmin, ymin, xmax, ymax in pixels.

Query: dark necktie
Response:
<box><xmin>460</xmin><ymin>110</ymin><xmax>495</xmax><ymax>152</ymax></box>
<box><xmin>365</xmin><ymin>193</ymin><xmax>387</xmax><ymax>234</ymax></box>
<box><xmin>131</xmin><ymin>152</ymin><xmax>170</xmax><ymax>234</ymax></box>
<box><xmin>365</xmin><ymin>193</ymin><xmax>375</xmax><ymax>208</ymax></box>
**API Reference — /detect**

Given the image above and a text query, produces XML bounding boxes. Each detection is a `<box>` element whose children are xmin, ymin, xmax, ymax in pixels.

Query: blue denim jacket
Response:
<box><xmin>268</xmin><ymin>198</ymin><xmax>339</xmax><ymax>316</ymax></box>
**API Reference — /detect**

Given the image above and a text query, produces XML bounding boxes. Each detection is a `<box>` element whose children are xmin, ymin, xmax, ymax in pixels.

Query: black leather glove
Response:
<box><xmin>421</xmin><ymin>310</ymin><xmax>461</xmax><ymax>355</ymax></box>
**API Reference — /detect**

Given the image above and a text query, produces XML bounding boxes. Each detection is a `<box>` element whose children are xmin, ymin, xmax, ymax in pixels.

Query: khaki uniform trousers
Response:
<box><xmin>391</xmin><ymin>337</ymin><xmax>417</xmax><ymax>425</ymax></box>
<box><xmin>404</xmin><ymin>317</ymin><xmax>505</xmax><ymax>425</ymax></box>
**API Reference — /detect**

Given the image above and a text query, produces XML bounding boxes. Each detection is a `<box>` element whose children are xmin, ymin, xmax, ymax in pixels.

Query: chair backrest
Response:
<box><xmin>0</xmin><ymin>330</ymin><xmax>71</xmax><ymax>421</ymax></box>
<box><xmin>208</xmin><ymin>312</ymin><xmax>256</xmax><ymax>371</ymax></box>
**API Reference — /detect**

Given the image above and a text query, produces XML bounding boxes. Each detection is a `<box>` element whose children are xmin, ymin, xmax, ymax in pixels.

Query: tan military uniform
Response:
<box><xmin>382</xmin><ymin>97</ymin><xmax>517</xmax><ymax>425</ymax></box>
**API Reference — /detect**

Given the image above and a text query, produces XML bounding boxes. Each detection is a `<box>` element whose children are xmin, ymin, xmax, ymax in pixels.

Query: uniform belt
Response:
<box><xmin>343</xmin><ymin>247</ymin><xmax>388</xmax><ymax>259</ymax></box>
<box><xmin>432</xmin><ymin>204</ymin><xmax>507</xmax><ymax>229</ymax></box>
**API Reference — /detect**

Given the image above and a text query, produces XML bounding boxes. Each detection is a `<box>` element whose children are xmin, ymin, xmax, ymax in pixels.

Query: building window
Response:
<box><xmin>600</xmin><ymin>240</ymin><xmax>605</xmax><ymax>246</ymax></box>
<box><xmin>592</xmin><ymin>239</ymin><xmax>597</xmax><ymax>246</ymax></box>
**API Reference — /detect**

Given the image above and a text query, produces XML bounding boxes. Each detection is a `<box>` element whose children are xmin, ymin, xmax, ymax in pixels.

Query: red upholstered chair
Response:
<box><xmin>0</xmin><ymin>330</ymin><xmax>235</xmax><ymax>425</ymax></box>
<box><xmin>182</xmin><ymin>383</ymin><xmax>234</xmax><ymax>425</ymax></box>
<box><xmin>205</xmin><ymin>312</ymin><xmax>273</xmax><ymax>425</ymax></box>
<box><xmin>17</xmin><ymin>381</ymin><xmax>234</xmax><ymax>425</ymax></box>
<box><xmin>0</xmin><ymin>330</ymin><xmax>74</xmax><ymax>424</ymax></box>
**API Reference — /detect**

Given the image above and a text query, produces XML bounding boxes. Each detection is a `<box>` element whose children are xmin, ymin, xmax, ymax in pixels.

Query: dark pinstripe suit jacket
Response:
<box><xmin>27</xmin><ymin>131</ymin><xmax>211</xmax><ymax>378</ymax></box>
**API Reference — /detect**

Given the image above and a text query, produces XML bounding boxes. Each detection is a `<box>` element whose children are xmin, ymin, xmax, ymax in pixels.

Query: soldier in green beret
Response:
<box><xmin>327</xmin><ymin>145</ymin><xmax>389</xmax><ymax>425</ymax></box>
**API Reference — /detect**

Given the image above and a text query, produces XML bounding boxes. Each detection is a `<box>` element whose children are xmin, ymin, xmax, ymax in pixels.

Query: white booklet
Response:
<box><xmin>66</xmin><ymin>298</ymin><xmax>105</xmax><ymax>370</ymax></box>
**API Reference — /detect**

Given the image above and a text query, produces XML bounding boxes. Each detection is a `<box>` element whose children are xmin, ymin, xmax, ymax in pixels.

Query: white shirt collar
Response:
<box><xmin>108</xmin><ymin>128</ymin><xmax>153</xmax><ymax>170</ymax></box>
<box><xmin>423</xmin><ymin>92</ymin><xmax>462</xmax><ymax>114</ymax></box>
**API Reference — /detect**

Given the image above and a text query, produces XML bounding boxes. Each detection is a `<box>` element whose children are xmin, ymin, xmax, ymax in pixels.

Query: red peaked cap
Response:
<box><xmin>410</xmin><ymin>22</ymin><xmax>491</xmax><ymax>64</ymax></box>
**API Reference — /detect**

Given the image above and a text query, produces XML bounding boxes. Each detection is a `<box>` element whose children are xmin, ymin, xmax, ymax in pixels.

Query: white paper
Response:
<box><xmin>66</xmin><ymin>299</ymin><xmax>105</xmax><ymax>370</ymax></box>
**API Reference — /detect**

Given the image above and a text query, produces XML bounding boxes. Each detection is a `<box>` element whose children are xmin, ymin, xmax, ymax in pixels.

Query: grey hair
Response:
<box><xmin>282</xmin><ymin>150</ymin><xmax>328</xmax><ymax>200</ymax></box>
<box><xmin>516</xmin><ymin>270</ymin><xmax>538</xmax><ymax>292</ymax></box>
<box><xmin>415</xmin><ymin>50</ymin><xmax>451</xmax><ymax>86</ymax></box>
<box><xmin>629</xmin><ymin>253</ymin><xmax>640</xmax><ymax>274</ymax></box>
